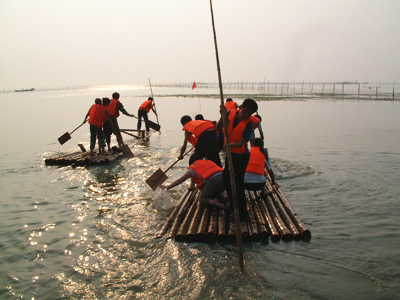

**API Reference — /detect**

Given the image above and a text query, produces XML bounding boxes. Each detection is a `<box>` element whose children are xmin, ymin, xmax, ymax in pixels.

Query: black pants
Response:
<box><xmin>137</xmin><ymin>109</ymin><xmax>149</xmax><ymax>131</ymax></box>
<box><xmin>189</xmin><ymin>130</ymin><xmax>222</xmax><ymax>167</ymax></box>
<box><xmin>223</xmin><ymin>152</ymin><xmax>250</xmax><ymax>221</ymax></box>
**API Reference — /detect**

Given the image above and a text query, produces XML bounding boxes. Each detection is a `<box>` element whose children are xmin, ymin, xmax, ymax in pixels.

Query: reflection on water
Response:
<box><xmin>1</xmin><ymin>90</ymin><xmax>400</xmax><ymax>299</ymax></box>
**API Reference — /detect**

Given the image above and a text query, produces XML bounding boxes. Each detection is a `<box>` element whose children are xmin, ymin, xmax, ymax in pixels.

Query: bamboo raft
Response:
<box><xmin>45</xmin><ymin>146</ymin><xmax>125</xmax><ymax>166</ymax></box>
<box><xmin>156</xmin><ymin>180</ymin><xmax>311</xmax><ymax>243</ymax></box>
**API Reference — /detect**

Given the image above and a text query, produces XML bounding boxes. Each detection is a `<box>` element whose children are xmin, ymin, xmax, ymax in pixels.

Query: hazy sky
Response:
<box><xmin>1</xmin><ymin>0</ymin><xmax>399</xmax><ymax>89</ymax></box>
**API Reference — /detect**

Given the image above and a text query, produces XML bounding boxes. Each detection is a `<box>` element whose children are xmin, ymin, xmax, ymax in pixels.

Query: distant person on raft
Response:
<box><xmin>107</xmin><ymin>92</ymin><xmax>134</xmax><ymax>146</ymax></box>
<box><xmin>137</xmin><ymin>97</ymin><xmax>157</xmax><ymax>132</ymax></box>
<box><xmin>84</xmin><ymin>98</ymin><xmax>110</xmax><ymax>155</ymax></box>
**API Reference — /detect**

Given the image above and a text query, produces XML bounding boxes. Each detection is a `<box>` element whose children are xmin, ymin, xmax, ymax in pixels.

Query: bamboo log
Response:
<box><xmin>156</xmin><ymin>189</ymin><xmax>191</xmax><ymax>238</ymax></box>
<box><xmin>252</xmin><ymin>201</ymin><xmax>272</xmax><ymax>241</ymax></box>
<box><xmin>264</xmin><ymin>191</ymin><xmax>301</xmax><ymax>240</ymax></box>
<box><xmin>182</xmin><ymin>197</ymin><xmax>203</xmax><ymax>242</ymax></box>
<box><xmin>196</xmin><ymin>206</ymin><xmax>211</xmax><ymax>242</ymax></box>
<box><xmin>217</xmin><ymin>209</ymin><xmax>227</xmax><ymax>243</ymax></box>
<box><xmin>206</xmin><ymin>207</ymin><xmax>218</xmax><ymax>243</ymax></box>
<box><xmin>263</xmin><ymin>193</ymin><xmax>293</xmax><ymax>241</ymax></box>
<box><xmin>167</xmin><ymin>189</ymin><xmax>197</xmax><ymax>239</ymax></box>
<box><xmin>268</xmin><ymin>182</ymin><xmax>311</xmax><ymax>241</ymax></box>
<box><xmin>228</xmin><ymin>213</ymin><xmax>236</xmax><ymax>244</ymax></box>
<box><xmin>245</xmin><ymin>192</ymin><xmax>259</xmax><ymax>240</ymax></box>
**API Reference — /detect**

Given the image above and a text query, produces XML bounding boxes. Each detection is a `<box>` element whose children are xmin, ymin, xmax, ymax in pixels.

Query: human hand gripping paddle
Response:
<box><xmin>58</xmin><ymin>121</ymin><xmax>86</xmax><ymax>145</ymax></box>
<box><xmin>146</xmin><ymin>146</ymin><xmax>194</xmax><ymax>190</ymax></box>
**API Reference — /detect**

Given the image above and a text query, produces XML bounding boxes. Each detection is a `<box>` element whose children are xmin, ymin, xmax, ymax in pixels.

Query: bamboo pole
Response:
<box><xmin>167</xmin><ymin>189</ymin><xmax>197</xmax><ymax>239</ymax></box>
<box><xmin>196</xmin><ymin>206</ymin><xmax>211</xmax><ymax>242</ymax></box>
<box><xmin>155</xmin><ymin>189</ymin><xmax>191</xmax><ymax>238</ymax></box>
<box><xmin>217</xmin><ymin>209</ymin><xmax>227</xmax><ymax>243</ymax></box>
<box><xmin>209</xmin><ymin>0</ymin><xmax>244</xmax><ymax>273</ymax></box>
<box><xmin>175</xmin><ymin>194</ymin><xmax>201</xmax><ymax>242</ymax></box>
<box><xmin>148</xmin><ymin>78</ymin><xmax>159</xmax><ymax>125</ymax></box>
<box><xmin>206</xmin><ymin>207</ymin><xmax>218</xmax><ymax>243</ymax></box>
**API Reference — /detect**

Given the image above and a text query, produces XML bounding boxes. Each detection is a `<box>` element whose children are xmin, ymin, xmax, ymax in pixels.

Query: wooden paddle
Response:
<box><xmin>58</xmin><ymin>122</ymin><xmax>86</xmax><ymax>145</ymax></box>
<box><xmin>146</xmin><ymin>147</ymin><xmax>194</xmax><ymax>191</ymax></box>
<box><xmin>107</xmin><ymin>119</ymin><xmax>134</xmax><ymax>158</ymax></box>
<box><xmin>131</xmin><ymin>114</ymin><xmax>161</xmax><ymax>132</ymax></box>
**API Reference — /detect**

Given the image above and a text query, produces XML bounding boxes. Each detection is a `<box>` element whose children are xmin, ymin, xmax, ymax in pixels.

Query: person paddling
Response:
<box><xmin>108</xmin><ymin>92</ymin><xmax>134</xmax><ymax>146</ymax></box>
<box><xmin>137</xmin><ymin>97</ymin><xmax>157</xmax><ymax>132</ymax></box>
<box><xmin>216</xmin><ymin>98</ymin><xmax>258</xmax><ymax>222</ymax></box>
<box><xmin>159</xmin><ymin>160</ymin><xmax>229</xmax><ymax>209</ymax></box>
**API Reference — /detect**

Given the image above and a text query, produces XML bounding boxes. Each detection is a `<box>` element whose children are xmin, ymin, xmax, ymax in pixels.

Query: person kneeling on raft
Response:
<box><xmin>159</xmin><ymin>160</ymin><xmax>229</xmax><ymax>209</ymax></box>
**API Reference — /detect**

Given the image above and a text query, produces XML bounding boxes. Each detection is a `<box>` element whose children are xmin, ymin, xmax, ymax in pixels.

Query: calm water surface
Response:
<box><xmin>0</xmin><ymin>87</ymin><xmax>399</xmax><ymax>299</ymax></box>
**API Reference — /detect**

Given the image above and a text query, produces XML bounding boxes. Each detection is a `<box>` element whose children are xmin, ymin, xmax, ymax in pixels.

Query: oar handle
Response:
<box><xmin>148</xmin><ymin>78</ymin><xmax>160</xmax><ymax>125</ymax></box>
<box><xmin>164</xmin><ymin>146</ymin><xmax>194</xmax><ymax>173</ymax></box>
<box><xmin>70</xmin><ymin>122</ymin><xmax>86</xmax><ymax>135</ymax></box>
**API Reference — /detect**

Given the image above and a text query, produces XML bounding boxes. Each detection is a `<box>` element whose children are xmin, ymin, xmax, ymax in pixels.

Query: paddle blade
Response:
<box><xmin>121</xmin><ymin>144</ymin><xmax>134</xmax><ymax>158</ymax></box>
<box><xmin>146</xmin><ymin>168</ymin><xmax>168</xmax><ymax>191</ymax></box>
<box><xmin>148</xmin><ymin>120</ymin><xmax>161</xmax><ymax>132</ymax></box>
<box><xmin>58</xmin><ymin>132</ymin><xmax>71</xmax><ymax>145</ymax></box>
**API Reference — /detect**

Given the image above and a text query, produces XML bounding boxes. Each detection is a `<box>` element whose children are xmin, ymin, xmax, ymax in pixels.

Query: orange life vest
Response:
<box><xmin>189</xmin><ymin>160</ymin><xmax>223</xmax><ymax>190</ymax></box>
<box><xmin>225</xmin><ymin>101</ymin><xmax>238</xmax><ymax>111</ymax></box>
<box><xmin>246</xmin><ymin>146</ymin><xmax>266</xmax><ymax>175</ymax></box>
<box><xmin>224</xmin><ymin>109</ymin><xmax>252</xmax><ymax>154</ymax></box>
<box><xmin>88</xmin><ymin>104</ymin><xmax>108</xmax><ymax>127</ymax></box>
<box><xmin>108</xmin><ymin>99</ymin><xmax>119</xmax><ymax>117</ymax></box>
<box><xmin>250</xmin><ymin>115</ymin><xmax>261</xmax><ymax>129</ymax></box>
<box><xmin>183</xmin><ymin>120</ymin><xmax>214</xmax><ymax>146</ymax></box>
<box><xmin>139</xmin><ymin>100</ymin><xmax>153</xmax><ymax>112</ymax></box>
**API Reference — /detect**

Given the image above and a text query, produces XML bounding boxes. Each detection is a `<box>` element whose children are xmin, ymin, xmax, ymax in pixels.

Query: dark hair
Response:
<box><xmin>253</xmin><ymin>138</ymin><xmax>269</xmax><ymax>160</ymax></box>
<box><xmin>254</xmin><ymin>114</ymin><xmax>262</xmax><ymax>122</ymax></box>
<box><xmin>180</xmin><ymin>115</ymin><xmax>192</xmax><ymax>126</ymax></box>
<box><xmin>242</xmin><ymin>98</ymin><xmax>258</xmax><ymax>113</ymax></box>
<box><xmin>195</xmin><ymin>114</ymin><xmax>204</xmax><ymax>120</ymax></box>
<box><xmin>112</xmin><ymin>92</ymin><xmax>120</xmax><ymax>100</ymax></box>
<box><xmin>102</xmin><ymin>97</ymin><xmax>110</xmax><ymax>104</ymax></box>
<box><xmin>226</xmin><ymin>98</ymin><xmax>233</xmax><ymax>102</ymax></box>
<box><xmin>95</xmin><ymin>98</ymin><xmax>102</xmax><ymax>104</ymax></box>
<box><xmin>148</xmin><ymin>97</ymin><xmax>153</xmax><ymax>101</ymax></box>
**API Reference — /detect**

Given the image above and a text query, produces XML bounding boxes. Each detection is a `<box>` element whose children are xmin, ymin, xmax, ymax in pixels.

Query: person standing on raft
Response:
<box><xmin>159</xmin><ymin>160</ymin><xmax>229</xmax><ymax>209</ymax></box>
<box><xmin>107</xmin><ymin>92</ymin><xmax>134</xmax><ymax>146</ymax></box>
<box><xmin>84</xmin><ymin>98</ymin><xmax>110</xmax><ymax>155</ymax></box>
<box><xmin>216</xmin><ymin>98</ymin><xmax>258</xmax><ymax>222</ymax></box>
<box><xmin>137</xmin><ymin>97</ymin><xmax>157</xmax><ymax>132</ymax></box>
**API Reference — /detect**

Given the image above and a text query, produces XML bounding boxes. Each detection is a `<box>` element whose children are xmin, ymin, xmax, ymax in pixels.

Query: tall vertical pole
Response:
<box><xmin>209</xmin><ymin>0</ymin><xmax>244</xmax><ymax>274</ymax></box>
<box><xmin>148</xmin><ymin>78</ymin><xmax>159</xmax><ymax>125</ymax></box>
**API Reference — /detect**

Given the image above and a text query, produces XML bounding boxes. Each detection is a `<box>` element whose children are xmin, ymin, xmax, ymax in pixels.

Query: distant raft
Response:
<box><xmin>45</xmin><ymin>146</ymin><xmax>125</xmax><ymax>167</ymax></box>
<box><xmin>156</xmin><ymin>180</ymin><xmax>311</xmax><ymax>243</ymax></box>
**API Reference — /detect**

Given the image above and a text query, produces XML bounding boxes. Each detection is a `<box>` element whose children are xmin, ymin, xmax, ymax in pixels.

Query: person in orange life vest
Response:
<box><xmin>215</xmin><ymin>98</ymin><xmax>258</xmax><ymax>222</ymax></box>
<box><xmin>195</xmin><ymin>114</ymin><xmax>204</xmax><ymax>120</ymax></box>
<box><xmin>159</xmin><ymin>160</ymin><xmax>229</xmax><ymax>209</ymax></box>
<box><xmin>108</xmin><ymin>92</ymin><xmax>134</xmax><ymax>145</ymax></box>
<box><xmin>84</xmin><ymin>98</ymin><xmax>110</xmax><ymax>155</ymax></box>
<box><xmin>179</xmin><ymin>115</ymin><xmax>222</xmax><ymax>171</ymax></box>
<box><xmin>137</xmin><ymin>97</ymin><xmax>157</xmax><ymax>132</ymax></box>
<box><xmin>249</xmin><ymin>114</ymin><xmax>264</xmax><ymax>146</ymax></box>
<box><xmin>224</xmin><ymin>98</ymin><xmax>239</xmax><ymax>111</ymax></box>
<box><xmin>244</xmin><ymin>138</ymin><xmax>278</xmax><ymax>196</ymax></box>
<box><xmin>101</xmin><ymin>98</ymin><xmax>114</xmax><ymax>151</ymax></box>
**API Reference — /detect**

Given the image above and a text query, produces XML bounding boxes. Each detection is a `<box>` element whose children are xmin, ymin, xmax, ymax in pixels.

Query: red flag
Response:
<box><xmin>192</xmin><ymin>81</ymin><xmax>197</xmax><ymax>90</ymax></box>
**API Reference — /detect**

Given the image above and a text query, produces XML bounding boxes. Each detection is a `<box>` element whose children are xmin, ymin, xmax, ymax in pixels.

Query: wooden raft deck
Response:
<box><xmin>45</xmin><ymin>148</ymin><xmax>125</xmax><ymax>166</ymax></box>
<box><xmin>156</xmin><ymin>180</ymin><xmax>311</xmax><ymax>243</ymax></box>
